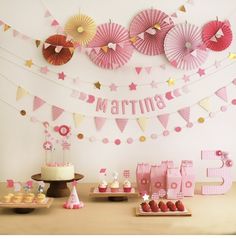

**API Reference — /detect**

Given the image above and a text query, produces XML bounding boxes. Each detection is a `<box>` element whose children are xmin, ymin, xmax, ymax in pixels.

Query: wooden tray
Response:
<box><xmin>135</xmin><ymin>206</ymin><xmax>192</xmax><ymax>216</ymax></box>
<box><xmin>89</xmin><ymin>187</ymin><xmax>139</xmax><ymax>201</ymax></box>
<box><xmin>0</xmin><ymin>198</ymin><xmax>54</xmax><ymax>209</ymax></box>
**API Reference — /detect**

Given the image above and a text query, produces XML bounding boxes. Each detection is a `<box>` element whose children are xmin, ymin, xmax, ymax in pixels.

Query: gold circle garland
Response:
<box><xmin>64</xmin><ymin>14</ymin><xmax>96</xmax><ymax>46</ymax></box>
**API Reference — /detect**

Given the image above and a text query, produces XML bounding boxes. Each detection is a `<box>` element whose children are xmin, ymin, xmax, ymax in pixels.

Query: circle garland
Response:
<box><xmin>202</xmin><ymin>20</ymin><xmax>233</xmax><ymax>51</ymax></box>
<box><xmin>64</xmin><ymin>14</ymin><xmax>97</xmax><ymax>46</ymax></box>
<box><xmin>86</xmin><ymin>22</ymin><xmax>134</xmax><ymax>69</ymax></box>
<box><xmin>164</xmin><ymin>23</ymin><xmax>209</xmax><ymax>70</ymax></box>
<box><xmin>129</xmin><ymin>8</ymin><xmax>174</xmax><ymax>55</ymax></box>
<box><xmin>42</xmin><ymin>34</ymin><xmax>74</xmax><ymax>66</ymax></box>
<box><xmin>58</xmin><ymin>125</ymin><xmax>70</xmax><ymax>136</ymax></box>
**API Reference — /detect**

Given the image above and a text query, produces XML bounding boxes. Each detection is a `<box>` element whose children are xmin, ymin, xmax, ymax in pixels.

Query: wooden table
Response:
<box><xmin>0</xmin><ymin>182</ymin><xmax>235</xmax><ymax>235</ymax></box>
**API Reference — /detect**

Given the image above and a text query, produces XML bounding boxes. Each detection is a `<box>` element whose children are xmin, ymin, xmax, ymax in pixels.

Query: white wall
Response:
<box><xmin>0</xmin><ymin>0</ymin><xmax>236</xmax><ymax>182</ymax></box>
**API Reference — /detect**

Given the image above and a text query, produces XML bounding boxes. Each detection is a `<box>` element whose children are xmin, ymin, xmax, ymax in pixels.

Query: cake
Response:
<box><xmin>41</xmin><ymin>163</ymin><xmax>74</xmax><ymax>181</ymax></box>
<box><xmin>110</xmin><ymin>180</ymin><xmax>120</xmax><ymax>192</ymax></box>
<box><xmin>98</xmin><ymin>180</ymin><xmax>108</xmax><ymax>192</ymax></box>
<box><xmin>123</xmin><ymin>179</ymin><xmax>132</xmax><ymax>192</ymax></box>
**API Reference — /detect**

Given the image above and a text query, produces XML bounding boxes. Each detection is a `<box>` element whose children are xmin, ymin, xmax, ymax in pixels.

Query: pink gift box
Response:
<box><xmin>150</xmin><ymin>165</ymin><xmax>166</xmax><ymax>195</ymax></box>
<box><xmin>166</xmin><ymin>167</ymin><xmax>181</xmax><ymax>199</ymax></box>
<box><xmin>181</xmin><ymin>166</ymin><xmax>195</xmax><ymax>197</ymax></box>
<box><xmin>136</xmin><ymin>163</ymin><xmax>151</xmax><ymax>195</ymax></box>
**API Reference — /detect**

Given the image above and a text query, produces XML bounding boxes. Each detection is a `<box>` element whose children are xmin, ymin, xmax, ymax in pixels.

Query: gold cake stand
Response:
<box><xmin>31</xmin><ymin>173</ymin><xmax>84</xmax><ymax>198</ymax></box>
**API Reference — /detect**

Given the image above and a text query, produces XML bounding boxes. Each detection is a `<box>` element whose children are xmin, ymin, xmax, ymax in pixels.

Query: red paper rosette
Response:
<box><xmin>86</xmin><ymin>23</ymin><xmax>133</xmax><ymax>69</ymax></box>
<box><xmin>42</xmin><ymin>34</ymin><xmax>74</xmax><ymax>66</ymax></box>
<box><xmin>202</xmin><ymin>20</ymin><xmax>233</xmax><ymax>51</ymax></box>
<box><xmin>129</xmin><ymin>9</ymin><xmax>174</xmax><ymax>55</ymax></box>
<box><xmin>164</xmin><ymin>23</ymin><xmax>208</xmax><ymax>70</ymax></box>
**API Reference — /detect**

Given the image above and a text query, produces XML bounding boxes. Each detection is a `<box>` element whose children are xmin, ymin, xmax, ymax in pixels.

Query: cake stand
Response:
<box><xmin>31</xmin><ymin>173</ymin><xmax>84</xmax><ymax>198</ymax></box>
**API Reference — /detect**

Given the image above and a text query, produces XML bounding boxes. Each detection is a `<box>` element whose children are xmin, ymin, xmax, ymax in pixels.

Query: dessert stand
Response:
<box><xmin>31</xmin><ymin>173</ymin><xmax>84</xmax><ymax>198</ymax></box>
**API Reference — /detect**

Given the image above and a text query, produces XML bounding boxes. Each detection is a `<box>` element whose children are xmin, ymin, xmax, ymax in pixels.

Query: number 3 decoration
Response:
<box><xmin>201</xmin><ymin>150</ymin><xmax>233</xmax><ymax>195</ymax></box>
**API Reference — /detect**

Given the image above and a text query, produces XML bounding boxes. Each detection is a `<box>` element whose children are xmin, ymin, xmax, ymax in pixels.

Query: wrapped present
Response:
<box><xmin>181</xmin><ymin>164</ymin><xmax>195</xmax><ymax>197</ymax></box>
<box><xmin>150</xmin><ymin>165</ymin><xmax>166</xmax><ymax>195</ymax></box>
<box><xmin>136</xmin><ymin>163</ymin><xmax>151</xmax><ymax>195</ymax></box>
<box><xmin>166</xmin><ymin>167</ymin><xmax>181</xmax><ymax>199</ymax></box>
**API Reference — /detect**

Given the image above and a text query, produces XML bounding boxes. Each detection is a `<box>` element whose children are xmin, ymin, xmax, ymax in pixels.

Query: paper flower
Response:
<box><xmin>87</xmin><ymin>22</ymin><xmax>133</xmax><ymax>69</ymax></box>
<box><xmin>64</xmin><ymin>14</ymin><xmax>96</xmax><ymax>46</ymax></box>
<box><xmin>202</xmin><ymin>20</ymin><xmax>233</xmax><ymax>51</ymax></box>
<box><xmin>164</xmin><ymin>23</ymin><xmax>208</xmax><ymax>70</ymax></box>
<box><xmin>42</xmin><ymin>34</ymin><xmax>74</xmax><ymax>66</ymax></box>
<box><xmin>129</xmin><ymin>9</ymin><xmax>174</xmax><ymax>55</ymax></box>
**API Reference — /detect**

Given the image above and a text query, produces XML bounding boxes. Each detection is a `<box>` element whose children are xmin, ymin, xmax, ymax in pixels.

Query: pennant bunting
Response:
<box><xmin>117</xmin><ymin>42</ymin><xmax>125</xmax><ymax>48</ymax></box>
<box><xmin>178</xmin><ymin>107</ymin><xmax>190</xmax><ymax>122</ymax></box>
<box><xmin>55</xmin><ymin>45</ymin><xmax>63</xmax><ymax>53</ymax></box>
<box><xmin>157</xmin><ymin>114</ymin><xmax>169</xmax><ymax>129</ymax></box>
<box><xmin>215</xmin><ymin>87</ymin><xmax>228</xmax><ymax>102</ymax></box>
<box><xmin>52</xmin><ymin>106</ymin><xmax>64</xmax><ymax>121</ymax></box>
<box><xmin>94</xmin><ymin>117</ymin><xmax>106</xmax><ymax>131</ymax></box>
<box><xmin>51</xmin><ymin>19</ymin><xmax>59</xmax><ymax>26</ymax></box>
<box><xmin>33</xmin><ymin>96</ymin><xmax>45</xmax><ymax>111</ymax></box>
<box><xmin>198</xmin><ymin>98</ymin><xmax>211</xmax><ymax>112</ymax></box>
<box><xmin>12</xmin><ymin>29</ymin><xmax>19</xmax><ymax>37</ymax></box>
<box><xmin>144</xmin><ymin>67</ymin><xmax>152</xmax><ymax>74</ymax></box>
<box><xmin>35</xmin><ymin>40</ymin><xmax>41</xmax><ymax>48</ymax></box>
<box><xmin>179</xmin><ymin>5</ymin><xmax>186</xmax><ymax>12</ymax></box>
<box><xmin>44</xmin><ymin>43</ymin><xmax>51</xmax><ymax>49</ymax></box>
<box><xmin>73</xmin><ymin>113</ymin><xmax>84</xmax><ymax>127</ymax></box>
<box><xmin>16</xmin><ymin>86</ymin><xmax>28</xmax><ymax>101</ymax></box>
<box><xmin>44</xmin><ymin>10</ymin><xmax>51</xmax><ymax>17</ymax></box>
<box><xmin>94</xmin><ymin>47</ymin><xmax>101</xmax><ymax>54</ymax></box>
<box><xmin>171</xmin><ymin>12</ymin><xmax>178</xmax><ymax>18</ymax></box>
<box><xmin>101</xmin><ymin>46</ymin><xmax>108</xmax><ymax>53</ymax></box>
<box><xmin>115</xmin><ymin>118</ymin><xmax>128</xmax><ymax>133</ymax></box>
<box><xmin>137</xmin><ymin>117</ymin><xmax>148</xmax><ymax>131</ymax></box>
<box><xmin>3</xmin><ymin>24</ymin><xmax>11</xmax><ymax>32</ymax></box>
<box><xmin>135</xmin><ymin>67</ymin><xmax>142</xmax><ymax>74</ymax></box>
<box><xmin>138</xmin><ymin>32</ymin><xmax>145</xmax><ymax>40</ymax></box>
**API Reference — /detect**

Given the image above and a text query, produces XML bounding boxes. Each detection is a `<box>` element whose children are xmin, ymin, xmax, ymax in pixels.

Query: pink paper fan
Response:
<box><xmin>86</xmin><ymin>23</ymin><xmax>133</xmax><ymax>69</ymax></box>
<box><xmin>202</xmin><ymin>20</ymin><xmax>233</xmax><ymax>51</ymax></box>
<box><xmin>129</xmin><ymin>9</ymin><xmax>174</xmax><ymax>55</ymax></box>
<box><xmin>164</xmin><ymin>23</ymin><xmax>208</xmax><ymax>70</ymax></box>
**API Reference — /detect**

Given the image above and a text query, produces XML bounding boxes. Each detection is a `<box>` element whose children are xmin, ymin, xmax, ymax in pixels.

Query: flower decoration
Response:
<box><xmin>64</xmin><ymin>14</ymin><xmax>96</xmax><ymax>46</ymax></box>
<box><xmin>164</xmin><ymin>23</ymin><xmax>209</xmax><ymax>70</ymax></box>
<box><xmin>42</xmin><ymin>34</ymin><xmax>74</xmax><ymax>65</ymax></box>
<box><xmin>129</xmin><ymin>9</ymin><xmax>174</xmax><ymax>55</ymax></box>
<box><xmin>87</xmin><ymin>22</ymin><xmax>133</xmax><ymax>69</ymax></box>
<box><xmin>202</xmin><ymin>20</ymin><xmax>233</xmax><ymax>51</ymax></box>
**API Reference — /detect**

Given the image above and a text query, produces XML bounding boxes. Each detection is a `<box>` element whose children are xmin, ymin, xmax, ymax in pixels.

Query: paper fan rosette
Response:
<box><xmin>129</xmin><ymin>9</ymin><xmax>174</xmax><ymax>55</ymax></box>
<box><xmin>164</xmin><ymin>23</ymin><xmax>208</xmax><ymax>70</ymax></box>
<box><xmin>42</xmin><ymin>34</ymin><xmax>74</xmax><ymax>66</ymax></box>
<box><xmin>86</xmin><ymin>22</ymin><xmax>134</xmax><ymax>69</ymax></box>
<box><xmin>64</xmin><ymin>14</ymin><xmax>96</xmax><ymax>46</ymax></box>
<box><xmin>202</xmin><ymin>20</ymin><xmax>233</xmax><ymax>51</ymax></box>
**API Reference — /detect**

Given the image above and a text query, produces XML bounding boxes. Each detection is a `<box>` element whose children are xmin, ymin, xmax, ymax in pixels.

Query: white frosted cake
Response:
<box><xmin>41</xmin><ymin>163</ymin><xmax>74</xmax><ymax>180</ymax></box>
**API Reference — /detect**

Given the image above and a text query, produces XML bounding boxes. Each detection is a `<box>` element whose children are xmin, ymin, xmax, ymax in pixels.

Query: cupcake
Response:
<box><xmin>12</xmin><ymin>195</ymin><xmax>23</xmax><ymax>203</ymax></box>
<box><xmin>110</xmin><ymin>180</ymin><xmax>120</xmax><ymax>192</ymax></box>
<box><xmin>23</xmin><ymin>196</ymin><xmax>34</xmax><ymax>203</ymax></box>
<box><xmin>123</xmin><ymin>179</ymin><xmax>132</xmax><ymax>193</ymax></box>
<box><xmin>35</xmin><ymin>193</ymin><xmax>46</xmax><ymax>204</ymax></box>
<box><xmin>2</xmin><ymin>195</ymin><xmax>12</xmax><ymax>203</ymax></box>
<box><xmin>98</xmin><ymin>180</ymin><xmax>108</xmax><ymax>193</ymax></box>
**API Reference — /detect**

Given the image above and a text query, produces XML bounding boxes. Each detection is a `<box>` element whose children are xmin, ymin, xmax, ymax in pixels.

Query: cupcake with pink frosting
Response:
<box><xmin>123</xmin><ymin>179</ymin><xmax>132</xmax><ymax>192</ymax></box>
<box><xmin>98</xmin><ymin>180</ymin><xmax>108</xmax><ymax>193</ymax></box>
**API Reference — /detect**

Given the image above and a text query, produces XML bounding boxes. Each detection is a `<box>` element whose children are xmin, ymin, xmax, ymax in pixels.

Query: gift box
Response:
<box><xmin>150</xmin><ymin>165</ymin><xmax>166</xmax><ymax>195</ymax></box>
<box><xmin>181</xmin><ymin>164</ymin><xmax>195</xmax><ymax>197</ymax></box>
<box><xmin>166</xmin><ymin>167</ymin><xmax>181</xmax><ymax>199</ymax></box>
<box><xmin>136</xmin><ymin>163</ymin><xmax>151</xmax><ymax>195</ymax></box>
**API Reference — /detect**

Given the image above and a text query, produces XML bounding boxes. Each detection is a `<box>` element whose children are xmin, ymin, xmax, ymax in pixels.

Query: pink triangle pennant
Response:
<box><xmin>138</xmin><ymin>32</ymin><xmax>145</xmax><ymax>40</ymax></box>
<box><xmin>13</xmin><ymin>29</ymin><xmax>19</xmax><ymax>37</ymax></box>
<box><xmin>178</xmin><ymin>107</ymin><xmax>190</xmax><ymax>122</ymax></box>
<box><xmin>157</xmin><ymin>114</ymin><xmax>169</xmax><ymax>129</ymax></box>
<box><xmin>51</xmin><ymin>19</ymin><xmax>59</xmax><ymax>26</ymax></box>
<box><xmin>33</xmin><ymin>96</ymin><xmax>45</xmax><ymax>111</ymax></box>
<box><xmin>144</xmin><ymin>67</ymin><xmax>152</xmax><ymax>74</ymax></box>
<box><xmin>171</xmin><ymin>12</ymin><xmax>178</xmax><ymax>18</ymax></box>
<box><xmin>115</xmin><ymin>118</ymin><xmax>128</xmax><ymax>133</ymax></box>
<box><xmin>117</xmin><ymin>42</ymin><xmax>125</xmax><ymax>48</ymax></box>
<box><xmin>44</xmin><ymin>10</ymin><xmax>51</xmax><ymax>17</ymax></box>
<box><xmin>44</xmin><ymin>43</ymin><xmax>51</xmax><ymax>49</ymax></box>
<box><xmin>0</xmin><ymin>20</ymin><xmax>3</xmax><ymax>26</ymax></box>
<box><xmin>215</xmin><ymin>87</ymin><xmax>228</xmax><ymax>102</ymax></box>
<box><xmin>94</xmin><ymin>47</ymin><xmax>101</xmax><ymax>54</ymax></box>
<box><xmin>94</xmin><ymin>117</ymin><xmax>106</xmax><ymax>131</ymax></box>
<box><xmin>52</xmin><ymin>106</ymin><xmax>64</xmax><ymax>121</ymax></box>
<box><xmin>135</xmin><ymin>67</ymin><xmax>142</xmax><ymax>74</ymax></box>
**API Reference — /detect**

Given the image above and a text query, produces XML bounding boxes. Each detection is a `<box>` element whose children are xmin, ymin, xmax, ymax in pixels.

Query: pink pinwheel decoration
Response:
<box><xmin>164</xmin><ymin>23</ymin><xmax>208</xmax><ymax>70</ymax></box>
<box><xmin>87</xmin><ymin>22</ymin><xmax>133</xmax><ymax>69</ymax></box>
<box><xmin>202</xmin><ymin>20</ymin><xmax>233</xmax><ymax>51</ymax></box>
<box><xmin>129</xmin><ymin>9</ymin><xmax>174</xmax><ymax>55</ymax></box>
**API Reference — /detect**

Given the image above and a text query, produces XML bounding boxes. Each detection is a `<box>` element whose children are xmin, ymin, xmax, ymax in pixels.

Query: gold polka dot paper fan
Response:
<box><xmin>64</xmin><ymin>14</ymin><xmax>96</xmax><ymax>46</ymax></box>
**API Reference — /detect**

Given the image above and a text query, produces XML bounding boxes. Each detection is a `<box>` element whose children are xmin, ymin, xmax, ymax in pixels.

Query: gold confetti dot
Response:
<box><xmin>77</xmin><ymin>133</ymin><xmax>84</xmax><ymax>139</ymax></box>
<box><xmin>198</xmin><ymin>117</ymin><xmax>205</xmax><ymax>123</ymax></box>
<box><xmin>20</xmin><ymin>110</ymin><xmax>26</xmax><ymax>116</ymax></box>
<box><xmin>139</xmin><ymin>136</ymin><xmax>146</xmax><ymax>142</ymax></box>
